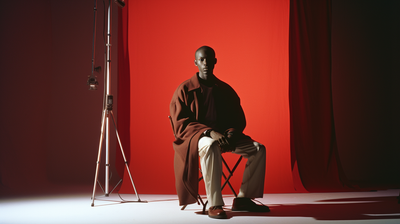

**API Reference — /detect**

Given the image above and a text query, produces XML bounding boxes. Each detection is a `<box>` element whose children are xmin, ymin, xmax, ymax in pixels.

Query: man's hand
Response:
<box><xmin>210</xmin><ymin>130</ymin><xmax>228</xmax><ymax>146</ymax></box>
<box><xmin>224</xmin><ymin>128</ymin><xmax>243</xmax><ymax>152</ymax></box>
<box><xmin>210</xmin><ymin>130</ymin><xmax>234</xmax><ymax>153</ymax></box>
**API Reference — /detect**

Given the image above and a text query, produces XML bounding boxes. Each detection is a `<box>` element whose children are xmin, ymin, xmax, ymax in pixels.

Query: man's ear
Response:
<box><xmin>194</xmin><ymin>59</ymin><xmax>198</xmax><ymax>66</ymax></box>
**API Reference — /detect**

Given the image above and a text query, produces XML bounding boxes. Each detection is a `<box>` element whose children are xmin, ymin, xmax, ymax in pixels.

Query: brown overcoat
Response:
<box><xmin>169</xmin><ymin>74</ymin><xmax>247</xmax><ymax>206</ymax></box>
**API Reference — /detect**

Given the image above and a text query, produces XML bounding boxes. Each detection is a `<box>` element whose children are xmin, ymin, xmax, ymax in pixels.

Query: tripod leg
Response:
<box><xmin>91</xmin><ymin>109</ymin><xmax>107</xmax><ymax>207</ymax></box>
<box><xmin>110</xmin><ymin>111</ymin><xmax>142</xmax><ymax>202</ymax></box>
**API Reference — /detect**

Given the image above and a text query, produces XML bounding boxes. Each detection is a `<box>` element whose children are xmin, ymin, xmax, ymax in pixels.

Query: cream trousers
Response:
<box><xmin>198</xmin><ymin>136</ymin><xmax>266</xmax><ymax>207</ymax></box>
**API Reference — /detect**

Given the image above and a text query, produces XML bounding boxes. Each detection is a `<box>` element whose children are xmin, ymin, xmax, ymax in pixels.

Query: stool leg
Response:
<box><xmin>221</xmin><ymin>156</ymin><xmax>243</xmax><ymax>197</ymax></box>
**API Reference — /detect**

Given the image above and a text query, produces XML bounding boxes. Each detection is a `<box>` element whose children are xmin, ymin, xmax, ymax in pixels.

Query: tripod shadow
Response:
<box><xmin>221</xmin><ymin>196</ymin><xmax>400</xmax><ymax>220</ymax></box>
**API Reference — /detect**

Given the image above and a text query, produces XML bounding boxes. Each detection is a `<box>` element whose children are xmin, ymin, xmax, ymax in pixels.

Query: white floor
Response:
<box><xmin>1</xmin><ymin>190</ymin><xmax>399</xmax><ymax>224</ymax></box>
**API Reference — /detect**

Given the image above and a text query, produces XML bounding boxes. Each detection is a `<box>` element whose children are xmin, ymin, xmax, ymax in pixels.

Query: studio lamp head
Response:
<box><xmin>87</xmin><ymin>74</ymin><xmax>99</xmax><ymax>90</ymax></box>
<box><xmin>87</xmin><ymin>66</ymin><xmax>101</xmax><ymax>90</ymax></box>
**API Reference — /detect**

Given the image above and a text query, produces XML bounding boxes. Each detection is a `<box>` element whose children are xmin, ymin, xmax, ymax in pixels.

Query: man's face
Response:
<box><xmin>195</xmin><ymin>48</ymin><xmax>217</xmax><ymax>80</ymax></box>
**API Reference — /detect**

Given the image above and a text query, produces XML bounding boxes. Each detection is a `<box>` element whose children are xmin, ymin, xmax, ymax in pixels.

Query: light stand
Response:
<box><xmin>90</xmin><ymin>0</ymin><xmax>145</xmax><ymax>206</ymax></box>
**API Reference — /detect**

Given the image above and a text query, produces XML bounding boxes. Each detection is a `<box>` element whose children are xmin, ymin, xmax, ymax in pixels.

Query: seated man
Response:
<box><xmin>170</xmin><ymin>46</ymin><xmax>269</xmax><ymax>219</ymax></box>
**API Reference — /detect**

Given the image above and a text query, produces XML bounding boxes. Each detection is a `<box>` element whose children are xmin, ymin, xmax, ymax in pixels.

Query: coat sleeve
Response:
<box><xmin>217</xmin><ymin>82</ymin><xmax>247</xmax><ymax>134</ymax></box>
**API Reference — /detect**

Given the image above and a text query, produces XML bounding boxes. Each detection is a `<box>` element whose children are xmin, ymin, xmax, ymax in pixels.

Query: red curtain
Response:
<box><xmin>289</xmin><ymin>0</ymin><xmax>350</xmax><ymax>191</ymax></box>
<box><xmin>116</xmin><ymin>3</ymin><xmax>131</xmax><ymax>181</ymax></box>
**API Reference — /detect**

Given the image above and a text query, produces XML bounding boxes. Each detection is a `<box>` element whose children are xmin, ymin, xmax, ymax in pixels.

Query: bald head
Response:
<box><xmin>195</xmin><ymin>46</ymin><xmax>216</xmax><ymax>59</ymax></box>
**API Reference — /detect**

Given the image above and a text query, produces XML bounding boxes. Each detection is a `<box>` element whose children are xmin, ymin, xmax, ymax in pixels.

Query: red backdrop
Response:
<box><xmin>117</xmin><ymin>0</ymin><xmax>293</xmax><ymax>194</ymax></box>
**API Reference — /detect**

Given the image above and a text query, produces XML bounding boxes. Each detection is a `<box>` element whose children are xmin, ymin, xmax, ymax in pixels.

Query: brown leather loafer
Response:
<box><xmin>208</xmin><ymin>206</ymin><xmax>228</xmax><ymax>219</ymax></box>
<box><xmin>232</xmin><ymin>198</ymin><xmax>270</xmax><ymax>212</ymax></box>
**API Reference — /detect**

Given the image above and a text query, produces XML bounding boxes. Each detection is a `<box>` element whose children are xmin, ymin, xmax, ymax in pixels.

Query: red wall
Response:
<box><xmin>119</xmin><ymin>0</ymin><xmax>293</xmax><ymax>194</ymax></box>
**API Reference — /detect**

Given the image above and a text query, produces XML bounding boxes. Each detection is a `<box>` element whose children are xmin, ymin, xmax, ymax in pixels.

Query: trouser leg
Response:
<box><xmin>198</xmin><ymin>137</ymin><xmax>224</xmax><ymax>207</ymax></box>
<box><xmin>233</xmin><ymin>141</ymin><xmax>266</xmax><ymax>198</ymax></box>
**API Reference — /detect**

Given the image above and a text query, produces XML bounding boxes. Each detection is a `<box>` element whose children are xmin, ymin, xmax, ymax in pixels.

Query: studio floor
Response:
<box><xmin>1</xmin><ymin>189</ymin><xmax>399</xmax><ymax>224</ymax></box>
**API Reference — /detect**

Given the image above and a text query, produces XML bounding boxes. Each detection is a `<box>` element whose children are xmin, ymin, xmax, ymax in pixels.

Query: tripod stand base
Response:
<box><xmin>91</xmin><ymin>109</ymin><xmax>144</xmax><ymax>207</ymax></box>
<box><xmin>91</xmin><ymin>193</ymin><xmax>148</xmax><ymax>207</ymax></box>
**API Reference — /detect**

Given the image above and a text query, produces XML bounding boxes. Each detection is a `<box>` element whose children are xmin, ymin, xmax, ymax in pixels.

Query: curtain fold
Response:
<box><xmin>116</xmin><ymin>2</ymin><xmax>131</xmax><ymax>182</ymax></box>
<box><xmin>289</xmin><ymin>0</ymin><xmax>350</xmax><ymax>191</ymax></box>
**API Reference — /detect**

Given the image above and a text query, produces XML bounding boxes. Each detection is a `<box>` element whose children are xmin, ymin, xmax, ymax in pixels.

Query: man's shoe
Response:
<box><xmin>208</xmin><ymin>206</ymin><xmax>228</xmax><ymax>219</ymax></box>
<box><xmin>232</xmin><ymin>198</ymin><xmax>270</xmax><ymax>212</ymax></box>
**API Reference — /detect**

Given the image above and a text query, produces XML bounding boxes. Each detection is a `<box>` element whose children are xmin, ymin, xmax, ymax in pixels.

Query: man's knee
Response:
<box><xmin>254</xmin><ymin>142</ymin><xmax>266</xmax><ymax>157</ymax></box>
<box><xmin>199</xmin><ymin>137</ymin><xmax>220</xmax><ymax>158</ymax></box>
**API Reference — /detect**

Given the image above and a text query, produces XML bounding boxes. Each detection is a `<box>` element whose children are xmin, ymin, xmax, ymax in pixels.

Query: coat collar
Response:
<box><xmin>187</xmin><ymin>73</ymin><xmax>221</xmax><ymax>91</ymax></box>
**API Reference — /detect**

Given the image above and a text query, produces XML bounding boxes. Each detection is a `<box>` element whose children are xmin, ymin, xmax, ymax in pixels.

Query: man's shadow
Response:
<box><xmin>199</xmin><ymin>196</ymin><xmax>400</xmax><ymax>220</ymax></box>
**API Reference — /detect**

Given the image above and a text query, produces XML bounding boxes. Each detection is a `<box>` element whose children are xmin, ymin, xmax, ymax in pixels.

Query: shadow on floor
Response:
<box><xmin>195</xmin><ymin>196</ymin><xmax>400</xmax><ymax>221</ymax></box>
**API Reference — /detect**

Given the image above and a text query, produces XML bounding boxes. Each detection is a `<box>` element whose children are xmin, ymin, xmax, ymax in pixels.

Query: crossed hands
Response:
<box><xmin>209</xmin><ymin>130</ymin><xmax>236</xmax><ymax>153</ymax></box>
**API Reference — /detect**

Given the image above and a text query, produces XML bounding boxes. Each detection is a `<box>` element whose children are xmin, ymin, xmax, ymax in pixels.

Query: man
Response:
<box><xmin>170</xmin><ymin>46</ymin><xmax>269</xmax><ymax>219</ymax></box>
